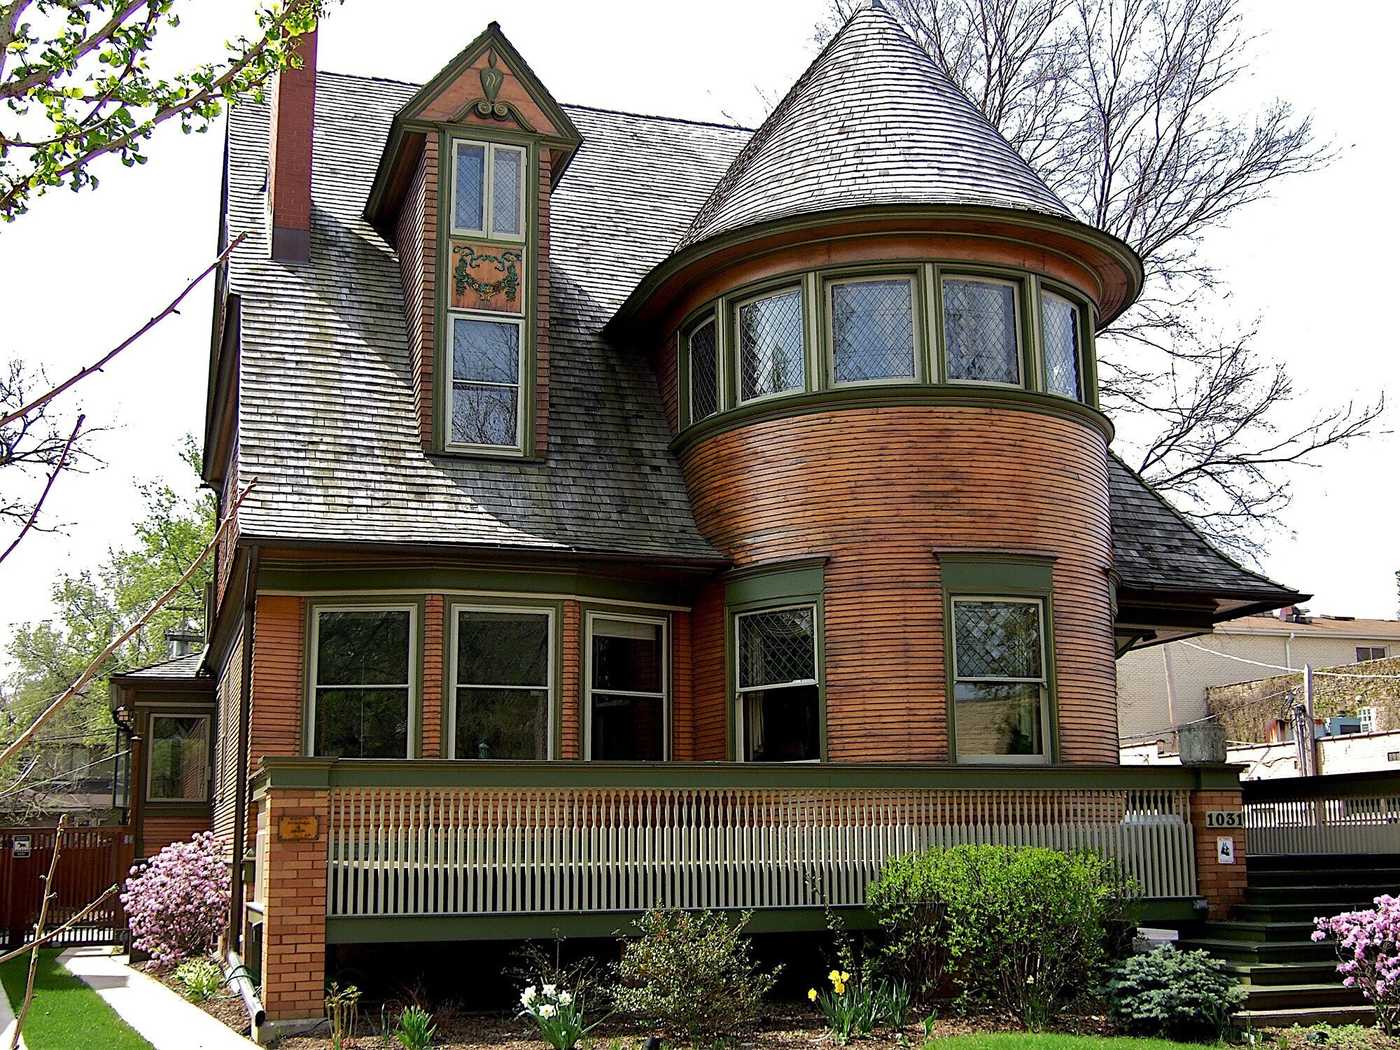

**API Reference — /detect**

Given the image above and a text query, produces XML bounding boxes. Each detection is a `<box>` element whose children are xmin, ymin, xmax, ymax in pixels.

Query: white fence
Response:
<box><xmin>1246</xmin><ymin>792</ymin><xmax>1400</xmax><ymax>855</ymax></box>
<box><xmin>324</xmin><ymin>785</ymin><xmax>1196</xmax><ymax>918</ymax></box>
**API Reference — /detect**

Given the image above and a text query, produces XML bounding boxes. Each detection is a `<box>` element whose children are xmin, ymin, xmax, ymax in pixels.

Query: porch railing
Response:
<box><xmin>248</xmin><ymin>762</ymin><xmax>1216</xmax><ymax>920</ymax></box>
<box><xmin>1244</xmin><ymin>771</ymin><xmax>1400</xmax><ymax>855</ymax></box>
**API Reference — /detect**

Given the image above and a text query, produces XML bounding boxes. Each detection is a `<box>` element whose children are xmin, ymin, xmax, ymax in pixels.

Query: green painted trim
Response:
<box><xmin>1242</xmin><ymin>768</ymin><xmax>1397</xmax><ymax>803</ymax></box>
<box><xmin>1038</xmin><ymin>276</ymin><xmax>1099</xmax><ymax>406</ymax></box>
<box><xmin>936</xmin><ymin>553</ymin><xmax>1056</xmax><ymax>594</ymax></box>
<box><xmin>724</xmin><ymin>563</ymin><xmax>825</xmax><ymax>607</ymax></box>
<box><xmin>577</xmin><ymin>602</ymin><xmax>675</xmax><ymax>762</ymax></box>
<box><xmin>258</xmin><ymin>566</ymin><xmax>693</xmax><ymax>606</ymax></box>
<box><xmin>253</xmin><ymin>757</ymin><xmax>1239</xmax><ymax>793</ymax></box>
<box><xmin>1129</xmin><ymin>897</ymin><xmax>1207</xmax><ymax>923</ymax></box>
<box><xmin>729</xmin><ymin>278</ymin><xmax>812</xmax><ymax>407</ymax></box>
<box><xmin>672</xmin><ymin>383</ymin><xmax>1113</xmax><ymax>456</ymax></box>
<box><xmin>611</xmin><ymin>205</ymin><xmax>1145</xmax><ymax>331</ymax></box>
<box><xmin>303</xmin><ymin>595</ymin><xmax>428</xmax><ymax>759</ymax></box>
<box><xmin>325</xmin><ymin>905</ymin><xmax>873</xmax><ymax>944</ymax></box>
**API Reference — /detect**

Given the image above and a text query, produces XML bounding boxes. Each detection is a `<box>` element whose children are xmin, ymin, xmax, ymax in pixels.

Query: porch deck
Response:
<box><xmin>251</xmin><ymin>760</ymin><xmax>1236</xmax><ymax>941</ymax></box>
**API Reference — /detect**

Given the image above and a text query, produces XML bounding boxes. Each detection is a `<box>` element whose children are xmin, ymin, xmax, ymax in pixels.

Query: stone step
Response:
<box><xmin>1248</xmin><ymin>868</ymin><xmax>1400</xmax><ymax>888</ymax></box>
<box><xmin>1200</xmin><ymin>919</ymin><xmax>1319</xmax><ymax>943</ymax></box>
<box><xmin>1244</xmin><ymin>884</ymin><xmax>1394</xmax><ymax>906</ymax></box>
<box><xmin>1231</xmin><ymin>960</ymin><xmax>1341</xmax><ymax>987</ymax></box>
<box><xmin>1177</xmin><ymin>937</ymin><xmax>1335</xmax><ymax>964</ymax></box>
<box><xmin>1234</xmin><ymin>903</ymin><xmax>1357</xmax><ymax>924</ymax></box>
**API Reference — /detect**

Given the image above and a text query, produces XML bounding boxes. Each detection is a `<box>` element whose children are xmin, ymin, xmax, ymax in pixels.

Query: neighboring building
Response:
<box><xmin>114</xmin><ymin>9</ymin><xmax>1301</xmax><ymax>1035</ymax></box>
<box><xmin>1118</xmin><ymin>608</ymin><xmax>1400</xmax><ymax>745</ymax></box>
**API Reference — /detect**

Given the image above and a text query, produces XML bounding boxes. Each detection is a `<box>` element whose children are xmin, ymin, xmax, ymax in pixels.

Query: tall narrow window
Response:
<box><xmin>450</xmin><ymin>315</ymin><xmax>523</xmax><ymax>448</ymax></box>
<box><xmin>452</xmin><ymin>608</ymin><xmax>551</xmax><ymax>759</ymax></box>
<box><xmin>951</xmin><ymin>598</ymin><xmax>1048</xmax><ymax>761</ymax></box>
<box><xmin>943</xmin><ymin>277</ymin><xmax>1020</xmax><ymax>385</ymax></box>
<box><xmin>451</xmin><ymin>140</ymin><xmax>526</xmax><ymax>240</ymax></box>
<box><xmin>147</xmin><ymin>715</ymin><xmax>209</xmax><ymax>802</ymax></box>
<box><xmin>587</xmin><ymin>615</ymin><xmax>667</xmax><ymax>761</ymax></box>
<box><xmin>311</xmin><ymin>608</ymin><xmax>413</xmax><ymax>758</ymax></box>
<box><xmin>736</xmin><ymin>606</ymin><xmax>820</xmax><ymax>762</ymax></box>
<box><xmin>830</xmin><ymin>277</ymin><xmax>916</xmax><ymax>384</ymax></box>
<box><xmin>737</xmin><ymin>287</ymin><xmax>804</xmax><ymax>402</ymax></box>
<box><xmin>1041</xmin><ymin>291</ymin><xmax>1082</xmax><ymax>399</ymax></box>
<box><xmin>688</xmin><ymin>317</ymin><xmax>719</xmax><ymax>422</ymax></box>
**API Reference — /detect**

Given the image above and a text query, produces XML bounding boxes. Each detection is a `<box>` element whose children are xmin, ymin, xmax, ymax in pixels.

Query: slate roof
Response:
<box><xmin>114</xmin><ymin>651</ymin><xmax>209</xmax><ymax>681</ymax></box>
<box><xmin>219</xmin><ymin>53</ymin><xmax>1296</xmax><ymax>608</ymax></box>
<box><xmin>677</xmin><ymin>3</ymin><xmax>1070</xmax><ymax>253</ymax></box>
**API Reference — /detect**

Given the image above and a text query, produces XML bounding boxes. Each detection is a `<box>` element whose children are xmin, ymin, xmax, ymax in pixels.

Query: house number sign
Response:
<box><xmin>277</xmin><ymin>816</ymin><xmax>319</xmax><ymax>842</ymax></box>
<box><xmin>1205</xmin><ymin>810</ymin><xmax>1244</xmax><ymax>828</ymax></box>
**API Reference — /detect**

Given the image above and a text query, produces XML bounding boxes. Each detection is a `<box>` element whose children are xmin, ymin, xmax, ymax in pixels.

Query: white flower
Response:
<box><xmin>558</xmin><ymin>990</ymin><xmax>573</xmax><ymax>1006</ymax></box>
<box><xmin>538</xmin><ymin>1003</ymin><xmax>557</xmax><ymax>1019</ymax></box>
<box><xmin>542</xmin><ymin>983</ymin><xmax>557</xmax><ymax>997</ymax></box>
<box><xmin>521</xmin><ymin>985</ymin><xmax>537</xmax><ymax>1007</ymax></box>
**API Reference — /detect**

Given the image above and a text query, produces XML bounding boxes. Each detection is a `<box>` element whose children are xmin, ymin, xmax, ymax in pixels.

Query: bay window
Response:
<box><xmin>941</xmin><ymin>276</ymin><xmax>1021</xmax><ymax>385</ymax></box>
<box><xmin>1040</xmin><ymin>290</ymin><xmax>1082</xmax><ymax>399</ymax></box>
<box><xmin>688</xmin><ymin>315</ymin><xmax>719</xmax><ymax>422</ymax></box>
<box><xmin>829</xmin><ymin>276</ymin><xmax>916</xmax><ymax>384</ymax></box>
<box><xmin>310</xmin><ymin>607</ymin><xmax>414</xmax><ymax>758</ymax></box>
<box><xmin>736</xmin><ymin>287</ymin><xmax>805</xmax><ymax>402</ymax></box>
<box><xmin>951</xmin><ymin>597</ymin><xmax>1049</xmax><ymax>762</ymax></box>
<box><xmin>735</xmin><ymin>606</ymin><xmax>820</xmax><ymax>762</ymax></box>
<box><xmin>147</xmin><ymin>714</ymin><xmax>209</xmax><ymax>802</ymax></box>
<box><xmin>451</xmin><ymin>606</ymin><xmax>553</xmax><ymax>760</ymax></box>
<box><xmin>586</xmin><ymin>613</ymin><xmax>667</xmax><ymax>761</ymax></box>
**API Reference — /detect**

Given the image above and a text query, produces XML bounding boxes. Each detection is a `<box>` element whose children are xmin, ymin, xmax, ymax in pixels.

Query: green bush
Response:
<box><xmin>611</xmin><ymin>909</ymin><xmax>781</xmax><ymax>1045</ymax></box>
<box><xmin>867</xmin><ymin>844</ymin><xmax>1122</xmax><ymax>1026</ymax></box>
<box><xmin>1105</xmin><ymin>945</ymin><xmax>1246</xmax><ymax>1041</ymax></box>
<box><xmin>173</xmin><ymin>957</ymin><xmax>223</xmax><ymax>1002</ymax></box>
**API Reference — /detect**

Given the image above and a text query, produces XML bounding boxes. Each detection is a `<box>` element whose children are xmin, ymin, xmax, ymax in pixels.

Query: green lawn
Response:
<box><xmin>926</xmin><ymin>1036</ymin><xmax>1211</xmax><ymax>1050</ymax></box>
<box><xmin>0</xmin><ymin>949</ymin><xmax>153</xmax><ymax>1049</ymax></box>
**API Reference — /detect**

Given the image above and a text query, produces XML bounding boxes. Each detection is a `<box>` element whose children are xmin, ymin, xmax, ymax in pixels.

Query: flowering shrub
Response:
<box><xmin>1315</xmin><ymin>895</ymin><xmax>1400</xmax><ymax>1034</ymax></box>
<box><xmin>520</xmin><ymin>982</ymin><xmax>598</xmax><ymax>1050</ymax></box>
<box><xmin>121</xmin><ymin>831</ymin><xmax>229</xmax><ymax>967</ymax></box>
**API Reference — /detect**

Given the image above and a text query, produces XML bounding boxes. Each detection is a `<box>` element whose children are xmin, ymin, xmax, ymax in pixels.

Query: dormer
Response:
<box><xmin>366</xmin><ymin>23</ymin><xmax>581</xmax><ymax>459</ymax></box>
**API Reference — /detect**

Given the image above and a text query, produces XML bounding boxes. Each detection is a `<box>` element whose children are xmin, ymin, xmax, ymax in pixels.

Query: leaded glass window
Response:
<box><xmin>1041</xmin><ymin>291</ymin><xmax>1082</xmax><ymax>399</ymax></box>
<box><xmin>450</xmin><ymin>315</ymin><xmax>522</xmax><ymax>448</ymax></box>
<box><xmin>148</xmin><ymin>715</ymin><xmax>208</xmax><ymax>801</ymax></box>
<box><xmin>452</xmin><ymin>140</ymin><xmax>526</xmax><ymax>239</ymax></box>
<box><xmin>588</xmin><ymin>616</ymin><xmax>667</xmax><ymax>761</ymax></box>
<box><xmin>736</xmin><ymin>606</ymin><xmax>819</xmax><ymax>762</ymax></box>
<box><xmin>688</xmin><ymin>317</ymin><xmax>719</xmax><ymax>422</ymax></box>
<box><xmin>737</xmin><ymin>288</ymin><xmax>804</xmax><ymax>402</ymax></box>
<box><xmin>453</xmin><ymin>608</ymin><xmax>551</xmax><ymax>759</ymax></box>
<box><xmin>312</xmin><ymin>608</ymin><xmax>413</xmax><ymax>758</ymax></box>
<box><xmin>951</xmin><ymin>598</ymin><xmax>1047</xmax><ymax>760</ymax></box>
<box><xmin>452</xmin><ymin>142</ymin><xmax>486</xmax><ymax>233</ymax></box>
<box><xmin>943</xmin><ymin>277</ymin><xmax>1020</xmax><ymax>385</ymax></box>
<box><xmin>490</xmin><ymin>145</ymin><xmax>525</xmax><ymax>238</ymax></box>
<box><xmin>830</xmin><ymin>278</ymin><xmax>916</xmax><ymax>384</ymax></box>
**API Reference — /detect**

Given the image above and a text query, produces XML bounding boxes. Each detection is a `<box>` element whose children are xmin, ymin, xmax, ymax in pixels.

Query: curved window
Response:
<box><xmin>688</xmin><ymin>316</ymin><xmax>719</xmax><ymax>422</ymax></box>
<box><xmin>737</xmin><ymin>287</ymin><xmax>804</xmax><ymax>402</ymax></box>
<box><xmin>830</xmin><ymin>277</ymin><xmax>916</xmax><ymax>384</ymax></box>
<box><xmin>942</xmin><ymin>276</ymin><xmax>1020</xmax><ymax>385</ymax></box>
<box><xmin>1041</xmin><ymin>290</ymin><xmax>1082</xmax><ymax>399</ymax></box>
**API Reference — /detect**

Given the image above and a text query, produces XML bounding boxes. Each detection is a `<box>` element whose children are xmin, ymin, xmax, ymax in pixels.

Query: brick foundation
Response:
<box><xmin>1189</xmin><ymin>786</ymin><xmax>1247</xmax><ymax>919</ymax></box>
<box><xmin>258</xmin><ymin>787</ymin><xmax>330</xmax><ymax>1024</ymax></box>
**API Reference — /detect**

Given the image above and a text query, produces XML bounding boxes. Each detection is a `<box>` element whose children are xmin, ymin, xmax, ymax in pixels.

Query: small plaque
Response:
<box><xmin>12</xmin><ymin>835</ymin><xmax>30</xmax><ymax>859</ymax></box>
<box><xmin>277</xmin><ymin>816</ymin><xmax>319</xmax><ymax>842</ymax></box>
<box><xmin>1205</xmin><ymin>810</ymin><xmax>1244</xmax><ymax>828</ymax></box>
<box><xmin>1216</xmin><ymin>836</ymin><xmax>1236</xmax><ymax>865</ymax></box>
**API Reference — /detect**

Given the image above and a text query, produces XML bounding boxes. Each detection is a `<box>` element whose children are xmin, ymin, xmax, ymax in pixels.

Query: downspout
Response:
<box><xmin>225</xmin><ymin>949</ymin><xmax>265</xmax><ymax>1029</ymax></box>
<box><xmin>228</xmin><ymin>544</ymin><xmax>260</xmax><ymax>950</ymax></box>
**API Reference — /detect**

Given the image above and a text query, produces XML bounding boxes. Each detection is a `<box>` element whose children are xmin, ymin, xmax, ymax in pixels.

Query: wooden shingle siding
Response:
<box><xmin>423</xmin><ymin>594</ymin><xmax>445</xmax><ymax>757</ymax></box>
<box><xmin>560</xmin><ymin>600</ymin><xmax>581</xmax><ymax>758</ymax></box>
<box><xmin>250</xmin><ymin>595</ymin><xmax>305</xmax><ymax>763</ymax></box>
<box><xmin>681</xmin><ymin>406</ymin><xmax>1118</xmax><ymax>764</ymax></box>
<box><xmin>211</xmin><ymin>627</ymin><xmax>244</xmax><ymax>858</ymax></box>
<box><xmin>397</xmin><ymin>137</ymin><xmax>436</xmax><ymax>447</ymax></box>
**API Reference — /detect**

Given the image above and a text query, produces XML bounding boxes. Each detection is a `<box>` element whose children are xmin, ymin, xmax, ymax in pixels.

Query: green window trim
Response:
<box><xmin>937</xmin><ymin>554</ymin><xmax>1059</xmax><ymax>766</ymax></box>
<box><xmin>672</xmin><ymin>260</ymin><xmax>1101</xmax><ymax>437</ymax></box>
<box><xmin>723</xmin><ymin>562</ymin><xmax>826</xmax><ymax>762</ymax></box>
<box><xmin>434</xmin><ymin>129</ymin><xmax>541</xmax><ymax>459</ymax></box>
<box><xmin>146</xmin><ymin>712</ymin><xmax>212</xmax><ymax>803</ymax></box>
<box><xmin>581</xmin><ymin>607</ymin><xmax>672</xmax><ymax>762</ymax></box>
<box><xmin>447</xmin><ymin>600</ymin><xmax>562</xmax><ymax>761</ymax></box>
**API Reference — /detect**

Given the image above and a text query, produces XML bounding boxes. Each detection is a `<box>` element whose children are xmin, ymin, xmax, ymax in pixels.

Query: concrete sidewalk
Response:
<box><xmin>59</xmin><ymin>948</ymin><xmax>258</xmax><ymax>1049</ymax></box>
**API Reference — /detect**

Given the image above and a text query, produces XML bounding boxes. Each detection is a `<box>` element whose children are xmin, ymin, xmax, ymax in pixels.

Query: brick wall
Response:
<box><xmin>1189</xmin><ymin>787</ymin><xmax>1247</xmax><ymax>918</ymax></box>
<box><xmin>258</xmin><ymin>787</ymin><xmax>330</xmax><ymax>1023</ymax></box>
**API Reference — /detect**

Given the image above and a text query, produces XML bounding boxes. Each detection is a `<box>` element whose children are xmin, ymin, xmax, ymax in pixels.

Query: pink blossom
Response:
<box><xmin>1316</xmin><ymin>896</ymin><xmax>1400</xmax><ymax>1035</ymax></box>
<box><xmin>121</xmin><ymin>832</ymin><xmax>229</xmax><ymax>968</ymax></box>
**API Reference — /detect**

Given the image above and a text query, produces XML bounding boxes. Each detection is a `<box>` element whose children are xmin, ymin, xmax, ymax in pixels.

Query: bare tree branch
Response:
<box><xmin>0</xmin><ymin>410</ymin><xmax>82</xmax><ymax>565</ymax></box>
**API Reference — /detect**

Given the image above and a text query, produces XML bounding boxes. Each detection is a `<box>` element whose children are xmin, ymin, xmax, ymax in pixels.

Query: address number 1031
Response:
<box><xmin>1205</xmin><ymin>810</ymin><xmax>1245</xmax><ymax>828</ymax></box>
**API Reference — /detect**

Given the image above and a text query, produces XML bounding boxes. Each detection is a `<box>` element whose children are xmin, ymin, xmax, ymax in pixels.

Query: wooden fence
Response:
<box><xmin>1244</xmin><ymin>771</ymin><xmax>1400</xmax><ymax>855</ymax></box>
<box><xmin>323</xmin><ymin>785</ymin><xmax>1196</xmax><ymax>918</ymax></box>
<box><xmin>0</xmin><ymin>826</ymin><xmax>132</xmax><ymax>949</ymax></box>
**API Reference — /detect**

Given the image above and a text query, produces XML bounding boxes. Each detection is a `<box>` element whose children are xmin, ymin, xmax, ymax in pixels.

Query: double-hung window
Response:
<box><xmin>735</xmin><ymin>606</ymin><xmax>820</xmax><ymax>761</ymax></box>
<box><xmin>451</xmin><ymin>606</ymin><xmax>553</xmax><ymax>759</ymax></box>
<box><xmin>942</xmin><ymin>276</ymin><xmax>1021</xmax><ymax>385</ymax></box>
<box><xmin>147</xmin><ymin>714</ymin><xmax>209</xmax><ymax>802</ymax></box>
<box><xmin>951</xmin><ymin>597</ymin><xmax>1049</xmax><ymax>762</ymax></box>
<box><xmin>829</xmin><ymin>276</ymin><xmax>917</xmax><ymax>385</ymax></box>
<box><xmin>586</xmin><ymin>613</ymin><xmax>668</xmax><ymax>761</ymax></box>
<box><xmin>1040</xmin><ymin>290</ymin><xmax>1083</xmax><ymax>399</ymax></box>
<box><xmin>736</xmin><ymin>287</ymin><xmax>805</xmax><ymax>402</ymax></box>
<box><xmin>450</xmin><ymin>315</ymin><xmax>524</xmax><ymax>449</ymax></box>
<box><xmin>451</xmin><ymin>140</ymin><xmax>526</xmax><ymax>240</ymax></box>
<box><xmin>310</xmin><ymin>607</ymin><xmax>414</xmax><ymax>758</ymax></box>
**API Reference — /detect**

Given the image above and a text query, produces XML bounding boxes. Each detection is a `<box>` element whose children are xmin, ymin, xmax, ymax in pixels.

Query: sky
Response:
<box><xmin>1</xmin><ymin>0</ymin><xmax>1397</xmax><ymax>665</ymax></box>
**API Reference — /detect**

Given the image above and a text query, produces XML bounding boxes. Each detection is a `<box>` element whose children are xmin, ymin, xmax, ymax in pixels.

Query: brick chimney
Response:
<box><xmin>267</xmin><ymin>29</ymin><xmax>317</xmax><ymax>262</ymax></box>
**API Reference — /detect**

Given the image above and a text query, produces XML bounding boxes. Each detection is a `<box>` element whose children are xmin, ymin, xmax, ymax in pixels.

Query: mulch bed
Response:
<box><xmin>140</xmin><ymin>961</ymin><xmax>253</xmax><ymax>1040</ymax></box>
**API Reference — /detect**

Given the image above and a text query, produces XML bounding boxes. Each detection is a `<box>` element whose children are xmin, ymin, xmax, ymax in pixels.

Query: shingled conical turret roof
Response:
<box><xmin>676</xmin><ymin>2</ymin><xmax>1071</xmax><ymax>252</ymax></box>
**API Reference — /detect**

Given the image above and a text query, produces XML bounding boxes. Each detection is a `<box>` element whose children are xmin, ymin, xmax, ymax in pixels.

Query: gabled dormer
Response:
<box><xmin>366</xmin><ymin>23</ymin><xmax>581</xmax><ymax>459</ymax></box>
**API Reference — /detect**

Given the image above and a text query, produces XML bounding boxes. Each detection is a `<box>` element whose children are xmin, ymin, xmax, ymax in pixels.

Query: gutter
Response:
<box><xmin>225</xmin><ymin>949</ymin><xmax>265</xmax><ymax>1029</ymax></box>
<box><xmin>228</xmin><ymin>544</ymin><xmax>260</xmax><ymax>950</ymax></box>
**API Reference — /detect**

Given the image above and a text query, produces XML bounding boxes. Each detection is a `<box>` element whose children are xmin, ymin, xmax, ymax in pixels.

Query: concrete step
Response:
<box><xmin>1237</xmin><ymin>1004</ymin><xmax>1375</xmax><ymax>1028</ymax></box>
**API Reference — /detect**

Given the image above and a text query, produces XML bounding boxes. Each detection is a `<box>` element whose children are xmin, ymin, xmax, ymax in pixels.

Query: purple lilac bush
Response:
<box><xmin>1314</xmin><ymin>894</ymin><xmax>1400</xmax><ymax>1033</ymax></box>
<box><xmin>121</xmin><ymin>831</ymin><xmax>229</xmax><ymax>967</ymax></box>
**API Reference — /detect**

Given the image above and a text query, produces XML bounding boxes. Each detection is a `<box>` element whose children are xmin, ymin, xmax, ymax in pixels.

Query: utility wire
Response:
<box><xmin>1177</xmin><ymin>640</ymin><xmax>1400</xmax><ymax>680</ymax></box>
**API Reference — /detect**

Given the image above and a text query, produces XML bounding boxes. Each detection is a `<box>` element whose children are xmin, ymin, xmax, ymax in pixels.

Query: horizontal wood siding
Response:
<box><xmin>140</xmin><ymin>815</ymin><xmax>210</xmax><ymax>858</ymax></box>
<box><xmin>251</xmin><ymin>595</ymin><xmax>305</xmax><ymax>764</ymax></box>
<box><xmin>672</xmin><ymin>610</ymin><xmax>695</xmax><ymax>760</ymax></box>
<box><xmin>397</xmin><ymin>137</ymin><xmax>437</xmax><ymax>447</ymax></box>
<box><xmin>423</xmin><ymin>595</ymin><xmax>445</xmax><ymax>758</ymax></box>
<box><xmin>692</xmin><ymin>581</ymin><xmax>727</xmax><ymax>760</ymax></box>
<box><xmin>560</xmin><ymin>600</ymin><xmax>582</xmax><ymax>759</ymax></box>
<box><xmin>681</xmin><ymin>406</ymin><xmax>1118</xmax><ymax>764</ymax></box>
<box><xmin>211</xmin><ymin>627</ymin><xmax>244</xmax><ymax>858</ymax></box>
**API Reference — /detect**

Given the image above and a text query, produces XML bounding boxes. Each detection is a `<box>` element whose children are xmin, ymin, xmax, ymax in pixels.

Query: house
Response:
<box><xmin>113</xmin><ymin>6</ymin><xmax>1305</xmax><ymax>1037</ymax></box>
<box><xmin>1118</xmin><ymin>608</ymin><xmax>1400</xmax><ymax>746</ymax></box>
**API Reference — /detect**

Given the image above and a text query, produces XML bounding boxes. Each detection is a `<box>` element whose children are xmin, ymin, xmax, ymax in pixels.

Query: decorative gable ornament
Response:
<box><xmin>465</xmin><ymin>50</ymin><xmax>536</xmax><ymax>131</ymax></box>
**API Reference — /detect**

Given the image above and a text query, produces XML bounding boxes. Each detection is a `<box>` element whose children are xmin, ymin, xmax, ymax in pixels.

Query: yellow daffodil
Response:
<box><xmin>808</xmin><ymin>988</ymin><xmax>818</xmax><ymax>1002</ymax></box>
<box><xmin>828</xmin><ymin>969</ymin><xmax>841</xmax><ymax>983</ymax></box>
<box><xmin>840</xmin><ymin>971</ymin><xmax>851</xmax><ymax>982</ymax></box>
